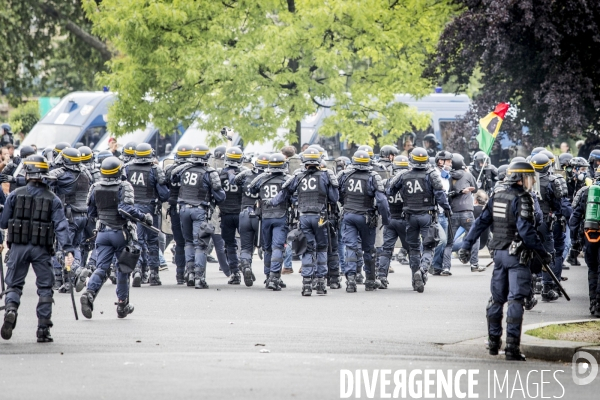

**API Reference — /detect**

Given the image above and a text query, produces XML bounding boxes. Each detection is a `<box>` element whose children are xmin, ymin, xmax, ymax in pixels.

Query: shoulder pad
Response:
<box><xmin>573</xmin><ymin>186</ymin><xmax>589</xmax><ymax>208</ymax></box>
<box><xmin>205</xmin><ymin>166</ymin><xmax>216</xmax><ymax>173</ymax></box>
<box><xmin>372</xmin><ymin>173</ymin><xmax>384</xmax><ymax>192</ymax></box>
<box><xmin>326</xmin><ymin>168</ymin><xmax>339</xmax><ymax>188</ymax></box>
<box><xmin>234</xmin><ymin>168</ymin><xmax>253</xmax><ymax>185</ymax></box>
<box><xmin>428</xmin><ymin>169</ymin><xmax>444</xmax><ymax>190</ymax></box>
<box><xmin>153</xmin><ymin>165</ymin><xmax>166</xmax><ymax>185</ymax></box>
<box><xmin>48</xmin><ymin>167</ymin><xmax>66</xmax><ymax>178</ymax></box>
<box><xmin>120</xmin><ymin>181</ymin><xmax>136</xmax><ymax>205</ymax></box>
<box><xmin>282</xmin><ymin>175</ymin><xmax>296</xmax><ymax>189</ymax></box>
<box><xmin>388</xmin><ymin>170</ymin><xmax>403</xmax><ymax>188</ymax></box>
<box><xmin>208</xmin><ymin>170</ymin><xmax>222</xmax><ymax>191</ymax></box>
<box><xmin>249</xmin><ymin>172</ymin><xmax>269</xmax><ymax>188</ymax></box>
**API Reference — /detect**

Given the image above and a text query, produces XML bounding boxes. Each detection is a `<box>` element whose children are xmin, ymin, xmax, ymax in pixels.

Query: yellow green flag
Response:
<box><xmin>476</xmin><ymin>103</ymin><xmax>509</xmax><ymax>154</ymax></box>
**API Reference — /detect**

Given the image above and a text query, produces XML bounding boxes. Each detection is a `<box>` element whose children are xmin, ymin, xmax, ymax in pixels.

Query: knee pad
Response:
<box><xmin>316</xmin><ymin>245</ymin><xmax>328</xmax><ymax>253</ymax></box>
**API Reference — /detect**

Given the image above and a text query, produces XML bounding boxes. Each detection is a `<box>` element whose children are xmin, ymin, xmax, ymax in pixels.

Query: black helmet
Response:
<box><xmin>97</xmin><ymin>150</ymin><xmax>113</xmax><ymax>164</ymax></box>
<box><xmin>530</xmin><ymin>153</ymin><xmax>552</xmax><ymax>174</ymax></box>
<box><xmin>191</xmin><ymin>144</ymin><xmax>210</xmax><ymax>163</ymax></box>
<box><xmin>531</xmin><ymin>147</ymin><xmax>546</xmax><ymax>157</ymax></box>
<box><xmin>541</xmin><ymin>150</ymin><xmax>555</xmax><ymax>165</ymax></box>
<box><xmin>53</xmin><ymin>142</ymin><xmax>70</xmax><ymax>158</ymax></box>
<box><xmin>224</xmin><ymin>146</ymin><xmax>244</xmax><ymax>167</ymax></box>
<box><xmin>409</xmin><ymin>147</ymin><xmax>429</xmax><ymax>169</ymax></box>
<box><xmin>267</xmin><ymin>153</ymin><xmax>287</xmax><ymax>173</ymax></box>
<box><xmin>214</xmin><ymin>145</ymin><xmax>226</xmax><ymax>159</ymax></box>
<box><xmin>301</xmin><ymin>147</ymin><xmax>321</xmax><ymax>166</ymax></box>
<box><xmin>135</xmin><ymin>143</ymin><xmax>153</xmax><ymax>162</ymax></box>
<box><xmin>357</xmin><ymin>145</ymin><xmax>374</xmax><ymax>159</ymax></box>
<box><xmin>175</xmin><ymin>144</ymin><xmax>193</xmax><ymax>160</ymax></box>
<box><xmin>62</xmin><ymin>147</ymin><xmax>82</xmax><ymax>166</ymax></box>
<box><xmin>392</xmin><ymin>155</ymin><xmax>409</xmax><ymax>170</ymax></box>
<box><xmin>352</xmin><ymin>150</ymin><xmax>372</xmax><ymax>170</ymax></box>
<box><xmin>511</xmin><ymin>156</ymin><xmax>526</xmax><ymax>163</ymax></box>
<box><xmin>1</xmin><ymin>123</ymin><xmax>12</xmax><ymax>134</ymax></box>
<box><xmin>380</xmin><ymin>145</ymin><xmax>399</xmax><ymax>159</ymax></box>
<box><xmin>335</xmin><ymin>156</ymin><xmax>351</xmax><ymax>172</ymax></box>
<box><xmin>558</xmin><ymin>153</ymin><xmax>573</xmax><ymax>168</ymax></box>
<box><xmin>423</xmin><ymin>133</ymin><xmax>438</xmax><ymax>145</ymax></box>
<box><xmin>570</xmin><ymin>156</ymin><xmax>589</xmax><ymax>169</ymax></box>
<box><xmin>506</xmin><ymin>161</ymin><xmax>536</xmax><ymax>191</ymax></box>
<box><xmin>497</xmin><ymin>164</ymin><xmax>509</xmax><ymax>180</ymax></box>
<box><xmin>589</xmin><ymin>149</ymin><xmax>600</xmax><ymax>168</ymax></box>
<box><xmin>78</xmin><ymin>146</ymin><xmax>93</xmax><ymax>164</ymax></box>
<box><xmin>434</xmin><ymin>150</ymin><xmax>453</xmax><ymax>165</ymax></box>
<box><xmin>23</xmin><ymin>155</ymin><xmax>50</xmax><ymax>180</ymax></box>
<box><xmin>255</xmin><ymin>153</ymin><xmax>270</xmax><ymax>171</ymax></box>
<box><xmin>19</xmin><ymin>145</ymin><xmax>36</xmax><ymax>159</ymax></box>
<box><xmin>122</xmin><ymin>141</ymin><xmax>138</xmax><ymax>161</ymax></box>
<box><xmin>100</xmin><ymin>156</ymin><xmax>122</xmax><ymax>178</ymax></box>
<box><xmin>451</xmin><ymin>153</ymin><xmax>466</xmax><ymax>170</ymax></box>
<box><xmin>473</xmin><ymin>151</ymin><xmax>489</xmax><ymax>171</ymax></box>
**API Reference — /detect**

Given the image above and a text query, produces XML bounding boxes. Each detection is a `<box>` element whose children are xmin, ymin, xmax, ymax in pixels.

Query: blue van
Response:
<box><xmin>20</xmin><ymin>91</ymin><xmax>116</xmax><ymax>151</ymax></box>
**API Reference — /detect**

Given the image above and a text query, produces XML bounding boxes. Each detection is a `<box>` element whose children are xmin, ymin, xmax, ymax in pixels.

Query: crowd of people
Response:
<box><xmin>0</xmin><ymin>131</ymin><xmax>598</xmax><ymax>363</ymax></box>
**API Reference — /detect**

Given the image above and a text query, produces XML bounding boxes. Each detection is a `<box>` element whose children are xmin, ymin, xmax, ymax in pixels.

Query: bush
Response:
<box><xmin>9</xmin><ymin>101</ymin><xmax>40</xmax><ymax>136</ymax></box>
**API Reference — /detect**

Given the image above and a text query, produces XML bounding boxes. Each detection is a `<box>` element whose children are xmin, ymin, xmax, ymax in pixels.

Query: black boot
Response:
<box><xmin>132</xmin><ymin>268</ymin><xmax>142</xmax><ymax>287</ymax></box>
<box><xmin>524</xmin><ymin>294</ymin><xmax>538</xmax><ymax>311</ymax></box>
<box><xmin>194</xmin><ymin>268</ymin><xmax>209</xmax><ymax>289</ymax></box>
<box><xmin>345</xmin><ymin>275</ymin><xmax>357</xmax><ymax>293</ymax></box>
<box><xmin>301</xmin><ymin>277</ymin><xmax>312</xmax><ymax>296</ymax></box>
<box><xmin>149</xmin><ymin>269</ymin><xmax>162</xmax><ymax>286</ymax></box>
<box><xmin>378</xmin><ymin>276</ymin><xmax>389</xmax><ymax>289</ymax></box>
<box><xmin>228</xmin><ymin>271</ymin><xmax>242</xmax><ymax>285</ymax></box>
<box><xmin>241</xmin><ymin>260</ymin><xmax>255</xmax><ymax>287</ymax></box>
<box><xmin>541</xmin><ymin>284</ymin><xmax>559</xmax><ymax>302</ymax></box>
<box><xmin>566</xmin><ymin>253</ymin><xmax>580</xmax><ymax>266</ymax></box>
<box><xmin>116</xmin><ymin>299</ymin><xmax>135</xmax><ymax>318</ymax></box>
<box><xmin>316</xmin><ymin>277</ymin><xmax>327</xmax><ymax>295</ymax></box>
<box><xmin>267</xmin><ymin>272</ymin><xmax>282</xmax><ymax>291</ymax></box>
<box><xmin>36</xmin><ymin>325</ymin><xmax>53</xmax><ymax>343</ymax></box>
<box><xmin>1</xmin><ymin>307</ymin><xmax>18</xmax><ymax>340</ymax></box>
<box><xmin>329</xmin><ymin>276</ymin><xmax>341</xmax><ymax>289</ymax></box>
<box><xmin>185</xmin><ymin>263</ymin><xmax>195</xmax><ymax>287</ymax></box>
<box><xmin>533</xmin><ymin>275</ymin><xmax>542</xmax><ymax>295</ymax></box>
<box><xmin>80</xmin><ymin>291</ymin><xmax>95</xmax><ymax>319</ymax></box>
<box><xmin>355</xmin><ymin>272</ymin><xmax>365</xmax><ymax>284</ymax></box>
<box><xmin>505</xmin><ymin>336</ymin><xmax>526</xmax><ymax>361</ymax></box>
<box><xmin>488</xmin><ymin>335</ymin><xmax>502</xmax><ymax>356</ymax></box>
<box><xmin>413</xmin><ymin>270</ymin><xmax>425</xmax><ymax>293</ymax></box>
<box><xmin>176</xmin><ymin>272</ymin><xmax>185</xmax><ymax>285</ymax></box>
<box><xmin>53</xmin><ymin>277</ymin><xmax>63</xmax><ymax>291</ymax></box>
<box><xmin>278</xmin><ymin>275</ymin><xmax>287</xmax><ymax>288</ymax></box>
<box><xmin>58</xmin><ymin>278</ymin><xmax>73</xmax><ymax>294</ymax></box>
<box><xmin>590</xmin><ymin>299</ymin><xmax>597</xmax><ymax>316</ymax></box>
<box><xmin>141</xmin><ymin>268</ymin><xmax>150</xmax><ymax>284</ymax></box>
<box><xmin>75</xmin><ymin>268</ymin><xmax>91</xmax><ymax>293</ymax></box>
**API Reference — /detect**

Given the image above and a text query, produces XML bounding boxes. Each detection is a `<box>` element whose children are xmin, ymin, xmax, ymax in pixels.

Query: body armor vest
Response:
<box><xmin>165</xmin><ymin>163</ymin><xmax>181</xmax><ymax>205</ymax></box>
<box><xmin>178</xmin><ymin>165</ymin><xmax>211</xmax><ymax>206</ymax></box>
<box><xmin>487</xmin><ymin>190</ymin><xmax>518</xmax><ymax>250</ymax></box>
<box><xmin>64</xmin><ymin>171</ymin><xmax>90</xmax><ymax>213</ymax></box>
<box><xmin>297</xmin><ymin>170</ymin><xmax>327</xmax><ymax>213</ymax></box>
<box><xmin>400</xmin><ymin>169</ymin><xmax>434</xmax><ymax>213</ymax></box>
<box><xmin>127</xmin><ymin>163</ymin><xmax>156</xmax><ymax>205</ymax></box>
<box><xmin>241</xmin><ymin>171</ymin><xmax>261</xmax><ymax>209</ymax></box>
<box><xmin>387</xmin><ymin>190</ymin><xmax>404</xmax><ymax>219</ymax></box>
<box><xmin>538</xmin><ymin>174</ymin><xmax>556</xmax><ymax>215</ymax></box>
<box><xmin>260</xmin><ymin>174</ymin><xmax>287</xmax><ymax>219</ymax></box>
<box><xmin>7</xmin><ymin>187</ymin><xmax>55</xmax><ymax>247</ymax></box>
<box><xmin>219</xmin><ymin>167</ymin><xmax>243</xmax><ymax>214</ymax></box>
<box><xmin>343</xmin><ymin>171</ymin><xmax>374</xmax><ymax>215</ymax></box>
<box><xmin>95</xmin><ymin>183</ymin><xmax>128</xmax><ymax>230</ymax></box>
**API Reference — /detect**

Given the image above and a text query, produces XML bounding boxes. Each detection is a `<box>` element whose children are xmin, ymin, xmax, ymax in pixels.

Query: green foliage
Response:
<box><xmin>84</xmin><ymin>0</ymin><xmax>455</xmax><ymax>146</ymax></box>
<box><xmin>8</xmin><ymin>101</ymin><xmax>40</xmax><ymax>135</ymax></box>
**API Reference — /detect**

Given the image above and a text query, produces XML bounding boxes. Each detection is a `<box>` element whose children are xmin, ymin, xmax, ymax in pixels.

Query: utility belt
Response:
<box><xmin>508</xmin><ymin>239</ymin><xmax>533</xmax><ymax>265</ymax></box>
<box><xmin>65</xmin><ymin>205</ymin><xmax>87</xmax><ymax>221</ymax></box>
<box><xmin>543</xmin><ymin>212</ymin><xmax>556</xmax><ymax>230</ymax></box>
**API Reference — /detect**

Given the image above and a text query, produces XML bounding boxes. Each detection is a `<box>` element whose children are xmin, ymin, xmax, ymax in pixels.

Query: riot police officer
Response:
<box><xmin>50</xmin><ymin>142</ymin><xmax>71</xmax><ymax>171</ymax></box>
<box><xmin>569</xmin><ymin>166</ymin><xmax>600</xmax><ymax>317</ymax></box>
<box><xmin>378</xmin><ymin>145</ymin><xmax>399</xmax><ymax>175</ymax></box>
<box><xmin>121</xmin><ymin>141</ymin><xmax>138</xmax><ymax>164</ymax></box>
<box><xmin>530</xmin><ymin>152</ymin><xmax>570</xmax><ymax>301</ymax></box>
<box><xmin>378</xmin><ymin>156</ymin><xmax>410</xmax><ymax>287</ymax></box>
<box><xmin>217</xmin><ymin>147</ymin><xmax>245</xmax><ymax>285</ymax></box>
<box><xmin>589</xmin><ymin>149</ymin><xmax>600</xmax><ymax>172</ymax></box>
<box><xmin>1</xmin><ymin>155</ymin><xmax>74</xmax><ymax>342</ymax></box>
<box><xmin>175</xmin><ymin>144</ymin><xmax>226</xmax><ymax>289</ymax></box>
<box><xmin>422</xmin><ymin>133</ymin><xmax>440</xmax><ymax>159</ymax></box>
<box><xmin>125</xmin><ymin>143</ymin><xmax>169</xmax><ymax>286</ymax></box>
<box><xmin>338</xmin><ymin>149</ymin><xmax>391</xmax><ymax>292</ymax></box>
<box><xmin>164</xmin><ymin>144</ymin><xmax>192</xmax><ymax>284</ymax></box>
<box><xmin>0</xmin><ymin>145</ymin><xmax>36</xmax><ymax>191</ymax></box>
<box><xmin>248</xmin><ymin>153</ymin><xmax>292</xmax><ymax>291</ymax></box>
<box><xmin>80</xmin><ymin>157</ymin><xmax>151</xmax><ymax>319</ymax></box>
<box><xmin>458</xmin><ymin>161</ymin><xmax>552</xmax><ymax>361</ymax></box>
<box><xmin>388</xmin><ymin>147</ymin><xmax>450</xmax><ymax>293</ymax></box>
<box><xmin>234</xmin><ymin>154</ymin><xmax>270</xmax><ymax>287</ymax></box>
<box><xmin>48</xmin><ymin>147</ymin><xmax>94</xmax><ymax>292</ymax></box>
<box><xmin>268</xmin><ymin>147</ymin><xmax>339</xmax><ymax>296</ymax></box>
<box><xmin>470</xmin><ymin>151</ymin><xmax>497</xmax><ymax>194</ymax></box>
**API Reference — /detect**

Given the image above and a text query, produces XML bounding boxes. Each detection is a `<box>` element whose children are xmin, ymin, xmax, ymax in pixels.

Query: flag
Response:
<box><xmin>476</xmin><ymin>103</ymin><xmax>509</xmax><ymax>154</ymax></box>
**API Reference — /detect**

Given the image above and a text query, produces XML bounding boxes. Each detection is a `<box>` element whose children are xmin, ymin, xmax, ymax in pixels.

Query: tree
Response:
<box><xmin>8</xmin><ymin>101</ymin><xmax>40</xmax><ymax>137</ymax></box>
<box><xmin>0</xmin><ymin>0</ymin><xmax>111</xmax><ymax>104</ymax></box>
<box><xmin>84</xmin><ymin>0</ymin><xmax>455</xmax><ymax>148</ymax></box>
<box><xmin>426</xmin><ymin>0</ymin><xmax>600</xmax><ymax>148</ymax></box>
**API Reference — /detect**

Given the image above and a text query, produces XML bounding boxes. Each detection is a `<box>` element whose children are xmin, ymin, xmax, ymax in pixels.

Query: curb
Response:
<box><xmin>522</xmin><ymin>319</ymin><xmax>600</xmax><ymax>363</ymax></box>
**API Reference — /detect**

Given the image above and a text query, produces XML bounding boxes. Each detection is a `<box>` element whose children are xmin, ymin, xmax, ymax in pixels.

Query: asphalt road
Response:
<box><xmin>0</xmin><ymin>253</ymin><xmax>598</xmax><ymax>399</ymax></box>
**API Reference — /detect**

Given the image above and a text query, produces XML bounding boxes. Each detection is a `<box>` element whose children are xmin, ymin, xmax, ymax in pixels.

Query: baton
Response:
<box><xmin>0</xmin><ymin>251</ymin><xmax>5</xmax><ymax>294</ymax></box>
<box><xmin>533</xmin><ymin>251</ymin><xmax>570</xmax><ymax>301</ymax></box>
<box><xmin>118</xmin><ymin>209</ymin><xmax>162</xmax><ymax>235</ymax></box>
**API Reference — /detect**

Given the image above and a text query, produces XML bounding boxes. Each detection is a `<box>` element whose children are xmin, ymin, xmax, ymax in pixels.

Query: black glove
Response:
<box><xmin>144</xmin><ymin>213</ymin><xmax>153</xmax><ymax>225</ymax></box>
<box><xmin>0</xmin><ymin>174</ymin><xmax>15</xmax><ymax>183</ymax></box>
<box><xmin>541</xmin><ymin>251</ymin><xmax>552</xmax><ymax>265</ymax></box>
<box><xmin>263</xmin><ymin>199</ymin><xmax>272</xmax><ymax>208</ymax></box>
<box><xmin>457</xmin><ymin>248</ymin><xmax>470</xmax><ymax>264</ymax></box>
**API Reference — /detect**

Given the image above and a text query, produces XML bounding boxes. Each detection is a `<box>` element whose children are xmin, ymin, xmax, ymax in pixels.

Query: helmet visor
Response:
<box><xmin>522</xmin><ymin>173</ymin><xmax>537</xmax><ymax>193</ymax></box>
